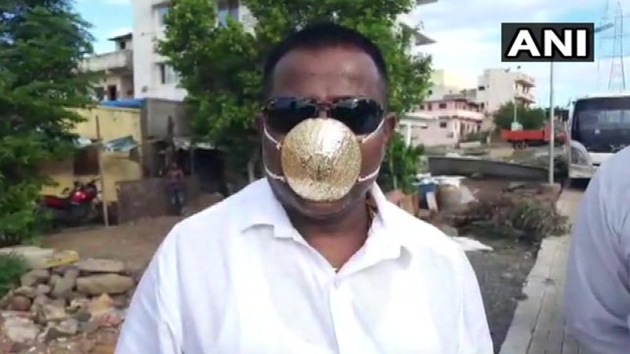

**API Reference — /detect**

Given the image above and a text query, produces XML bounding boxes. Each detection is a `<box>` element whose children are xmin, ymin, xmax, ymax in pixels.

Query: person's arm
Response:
<box><xmin>456</xmin><ymin>251</ymin><xmax>494</xmax><ymax>354</ymax></box>
<box><xmin>564</xmin><ymin>168</ymin><xmax>630</xmax><ymax>352</ymax></box>
<box><xmin>115</xmin><ymin>228</ymin><xmax>183</xmax><ymax>354</ymax></box>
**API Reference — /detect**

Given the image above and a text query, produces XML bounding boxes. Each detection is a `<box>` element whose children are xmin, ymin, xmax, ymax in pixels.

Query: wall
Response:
<box><xmin>475</xmin><ymin>69</ymin><xmax>536</xmax><ymax>112</ymax></box>
<box><xmin>400</xmin><ymin>117</ymin><xmax>481</xmax><ymax>147</ymax></box>
<box><xmin>40</xmin><ymin>107</ymin><xmax>144</xmax><ymax>203</ymax></box>
<box><xmin>144</xmin><ymin>98</ymin><xmax>190</xmax><ymax>138</ymax></box>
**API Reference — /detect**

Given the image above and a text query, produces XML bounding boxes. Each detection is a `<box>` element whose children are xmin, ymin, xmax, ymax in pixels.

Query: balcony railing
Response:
<box><xmin>515</xmin><ymin>91</ymin><xmax>535</xmax><ymax>102</ymax></box>
<box><xmin>81</xmin><ymin>50</ymin><xmax>132</xmax><ymax>73</ymax></box>
<box><xmin>515</xmin><ymin>73</ymin><xmax>535</xmax><ymax>86</ymax></box>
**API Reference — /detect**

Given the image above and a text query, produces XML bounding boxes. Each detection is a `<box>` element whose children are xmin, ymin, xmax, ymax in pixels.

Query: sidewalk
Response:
<box><xmin>499</xmin><ymin>189</ymin><xmax>584</xmax><ymax>354</ymax></box>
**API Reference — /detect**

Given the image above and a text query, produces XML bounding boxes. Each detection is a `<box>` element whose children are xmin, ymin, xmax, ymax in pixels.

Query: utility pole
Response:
<box><xmin>548</xmin><ymin>62</ymin><xmax>555</xmax><ymax>184</ymax></box>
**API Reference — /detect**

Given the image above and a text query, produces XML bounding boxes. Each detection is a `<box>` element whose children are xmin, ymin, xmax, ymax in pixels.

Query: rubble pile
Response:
<box><xmin>0</xmin><ymin>254</ymin><xmax>142</xmax><ymax>352</ymax></box>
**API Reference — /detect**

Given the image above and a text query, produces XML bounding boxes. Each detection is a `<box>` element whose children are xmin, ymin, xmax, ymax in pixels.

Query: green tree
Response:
<box><xmin>159</xmin><ymin>0</ymin><xmax>431</xmax><ymax>187</ymax></box>
<box><xmin>0</xmin><ymin>1</ymin><xmax>95</xmax><ymax>245</ymax></box>
<box><xmin>493</xmin><ymin>102</ymin><xmax>547</xmax><ymax>131</ymax></box>
<box><xmin>377</xmin><ymin>132</ymin><xmax>424</xmax><ymax>193</ymax></box>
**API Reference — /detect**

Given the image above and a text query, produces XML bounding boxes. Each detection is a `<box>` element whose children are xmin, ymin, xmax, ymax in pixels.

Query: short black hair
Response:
<box><xmin>262</xmin><ymin>22</ymin><xmax>389</xmax><ymax>104</ymax></box>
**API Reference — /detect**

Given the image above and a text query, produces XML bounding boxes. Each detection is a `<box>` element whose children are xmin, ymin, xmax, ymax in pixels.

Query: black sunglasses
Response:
<box><xmin>262</xmin><ymin>97</ymin><xmax>385</xmax><ymax>135</ymax></box>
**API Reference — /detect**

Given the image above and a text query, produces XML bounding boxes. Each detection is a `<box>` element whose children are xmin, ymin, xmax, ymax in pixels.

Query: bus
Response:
<box><xmin>567</xmin><ymin>92</ymin><xmax>630</xmax><ymax>182</ymax></box>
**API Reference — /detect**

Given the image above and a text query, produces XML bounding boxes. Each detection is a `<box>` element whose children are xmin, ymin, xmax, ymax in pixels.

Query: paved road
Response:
<box><xmin>500</xmin><ymin>188</ymin><xmax>586</xmax><ymax>354</ymax></box>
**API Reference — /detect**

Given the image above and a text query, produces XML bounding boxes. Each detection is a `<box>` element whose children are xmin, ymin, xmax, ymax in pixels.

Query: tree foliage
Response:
<box><xmin>377</xmin><ymin>132</ymin><xmax>424</xmax><ymax>193</ymax></box>
<box><xmin>493</xmin><ymin>102</ymin><xmax>547</xmax><ymax>131</ymax></box>
<box><xmin>0</xmin><ymin>1</ymin><xmax>95</xmax><ymax>244</ymax></box>
<box><xmin>159</xmin><ymin>0</ymin><xmax>432</xmax><ymax>186</ymax></box>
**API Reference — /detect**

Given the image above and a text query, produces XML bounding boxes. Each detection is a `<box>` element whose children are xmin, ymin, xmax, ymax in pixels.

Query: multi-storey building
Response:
<box><xmin>400</xmin><ymin>93</ymin><xmax>485</xmax><ymax>147</ymax></box>
<box><xmin>474</xmin><ymin>68</ymin><xmax>536</xmax><ymax>113</ymax></box>
<box><xmin>81</xmin><ymin>33</ymin><xmax>134</xmax><ymax>101</ymax></box>
<box><xmin>131</xmin><ymin>0</ymin><xmax>437</xmax><ymax>101</ymax></box>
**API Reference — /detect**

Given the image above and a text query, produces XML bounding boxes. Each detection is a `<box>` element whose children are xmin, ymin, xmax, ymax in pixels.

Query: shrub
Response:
<box><xmin>0</xmin><ymin>253</ymin><xmax>27</xmax><ymax>297</ymax></box>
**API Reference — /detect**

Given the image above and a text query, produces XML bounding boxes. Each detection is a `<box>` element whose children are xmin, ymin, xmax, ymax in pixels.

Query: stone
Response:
<box><xmin>1</xmin><ymin>317</ymin><xmax>40</xmax><ymax>343</ymax></box>
<box><xmin>76</xmin><ymin>258</ymin><xmax>126</xmax><ymax>274</ymax></box>
<box><xmin>13</xmin><ymin>286</ymin><xmax>36</xmax><ymax>298</ymax></box>
<box><xmin>35</xmin><ymin>284</ymin><xmax>51</xmax><ymax>295</ymax></box>
<box><xmin>32</xmin><ymin>294</ymin><xmax>49</xmax><ymax>307</ymax></box>
<box><xmin>51</xmin><ymin>272</ymin><xmax>78</xmax><ymax>299</ymax></box>
<box><xmin>37</xmin><ymin>304</ymin><xmax>68</xmax><ymax>322</ymax></box>
<box><xmin>88</xmin><ymin>294</ymin><xmax>115</xmax><ymax>317</ymax></box>
<box><xmin>20</xmin><ymin>268</ymin><xmax>50</xmax><ymax>287</ymax></box>
<box><xmin>7</xmin><ymin>295</ymin><xmax>31</xmax><ymax>312</ymax></box>
<box><xmin>76</xmin><ymin>274</ymin><xmax>134</xmax><ymax>295</ymax></box>
<box><xmin>49</xmin><ymin>273</ymin><xmax>61</xmax><ymax>286</ymax></box>
<box><xmin>44</xmin><ymin>318</ymin><xmax>78</xmax><ymax>342</ymax></box>
<box><xmin>64</xmin><ymin>267</ymin><xmax>80</xmax><ymax>279</ymax></box>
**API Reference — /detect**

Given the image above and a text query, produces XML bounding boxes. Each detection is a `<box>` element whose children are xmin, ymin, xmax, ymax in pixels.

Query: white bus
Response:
<box><xmin>567</xmin><ymin>92</ymin><xmax>630</xmax><ymax>182</ymax></box>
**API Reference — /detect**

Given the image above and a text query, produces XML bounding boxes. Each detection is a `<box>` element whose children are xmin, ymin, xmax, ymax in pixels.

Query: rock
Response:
<box><xmin>2</xmin><ymin>317</ymin><xmax>40</xmax><ymax>343</ymax></box>
<box><xmin>7</xmin><ymin>295</ymin><xmax>31</xmax><ymax>312</ymax></box>
<box><xmin>44</xmin><ymin>318</ymin><xmax>78</xmax><ymax>342</ymax></box>
<box><xmin>20</xmin><ymin>269</ymin><xmax>50</xmax><ymax>287</ymax></box>
<box><xmin>88</xmin><ymin>294</ymin><xmax>115</xmax><ymax>317</ymax></box>
<box><xmin>0</xmin><ymin>247</ymin><xmax>78</xmax><ymax>269</ymax></box>
<box><xmin>64</xmin><ymin>267</ymin><xmax>80</xmax><ymax>279</ymax></box>
<box><xmin>13</xmin><ymin>286</ymin><xmax>36</xmax><ymax>298</ymax></box>
<box><xmin>76</xmin><ymin>258</ymin><xmax>126</xmax><ymax>274</ymax></box>
<box><xmin>49</xmin><ymin>273</ymin><xmax>61</xmax><ymax>286</ymax></box>
<box><xmin>35</xmin><ymin>284</ymin><xmax>51</xmax><ymax>295</ymax></box>
<box><xmin>72</xmin><ymin>310</ymin><xmax>91</xmax><ymax>322</ymax></box>
<box><xmin>51</xmin><ymin>271</ymin><xmax>78</xmax><ymax>299</ymax></box>
<box><xmin>37</xmin><ymin>304</ymin><xmax>68</xmax><ymax>323</ymax></box>
<box><xmin>76</xmin><ymin>274</ymin><xmax>134</xmax><ymax>295</ymax></box>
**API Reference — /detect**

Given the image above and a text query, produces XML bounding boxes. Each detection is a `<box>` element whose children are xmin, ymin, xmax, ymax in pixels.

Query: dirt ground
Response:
<box><xmin>43</xmin><ymin>216</ymin><xmax>179</xmax><ymax>271</ymax></box>
<box><xmin>34</xmin><ymin>179</ymin><xmax>559</xmax><ymax>353</ymax></box>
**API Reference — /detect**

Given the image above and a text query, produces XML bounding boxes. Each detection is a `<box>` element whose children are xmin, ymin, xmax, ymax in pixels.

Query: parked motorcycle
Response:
<box><xmin>39</xmin><ymin>179</ymin><xmax>101</xmax><ymax>226</ymax></box>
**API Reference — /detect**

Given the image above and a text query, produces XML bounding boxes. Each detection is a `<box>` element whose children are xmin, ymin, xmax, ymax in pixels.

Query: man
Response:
<box><xmin>565</xmin><ymin>147</ymin><xmax>630</xmax><ymax>353</ymax></box>
<box><xmin>165</xmin><ymin>161</ymin><xmax>185</xmax><ymax>215</ymax></box>
<box><xmin>116</xmin><ymin>22</ymin><xmax>492</xmax><ymax>353</ymax></box>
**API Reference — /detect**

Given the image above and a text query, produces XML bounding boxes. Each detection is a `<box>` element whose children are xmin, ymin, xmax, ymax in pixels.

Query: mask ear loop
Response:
<box><xmin>356</xmin><ymin>117</ymin><xmax>385</xmax><ymax>182</ymax></box>
<box><xmin>262</xmin><ymin>124</ymin><xmax>286</xmax><ymax>181</ymax></box>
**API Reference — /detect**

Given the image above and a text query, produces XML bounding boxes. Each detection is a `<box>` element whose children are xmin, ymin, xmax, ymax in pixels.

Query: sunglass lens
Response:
<box><xmin>264</xmin><ymin>98</ymin><xmax>317</xmax><ymax>134</ymax></box>
<box><xmin>331</xmin><ymin>99</ymin><xmax>383</xmax><ymax>135</ymax></box>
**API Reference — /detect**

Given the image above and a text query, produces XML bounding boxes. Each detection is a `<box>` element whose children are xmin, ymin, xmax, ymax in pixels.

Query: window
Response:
<box><xmin>157</xmin><ymin>6</ymin><xmax>170</xmax><ymax>26</ymax></box>
<box><xmin>419</xmin><ymin>104</ymin><xmax>424</xmax><ymax>110</ymax></box>
<box><xmin>94</xmin><ymin>87</ymin><xmax>105</xmax><ymax>101</ymax></box>
<box><xmin>218</xmin><ymin>0</ymin><xmax>239</xmax><ymax>26</ymax></box>
<box><xmin>438</xmin><ymin>103</ymin><xmax>447</xmax><ymax>109</ymax></box>
<box><xmin>107</xmin><ymin>85</ymin><xmax>117</xmax><ymax>101</ymax></box>
<box><xmin>439</xmin><ymin>121</ymin><xmax>447</xmax><ymax>128</ymax></box>
<box><xmin>477</xmin><ymin>86</ymin><xmax>485</xmax><ymax>91</ymax></box>
<box><xmin>158</xmin><ymin>63</ymin><xmax>178</xmax><ymax>84</ymax></box>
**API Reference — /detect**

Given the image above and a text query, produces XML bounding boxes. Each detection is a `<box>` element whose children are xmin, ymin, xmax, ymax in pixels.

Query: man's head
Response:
<box><xmin>259</xmin><ymin>22</ymin><xmax>396</xmax><ymax>220</ymax></box>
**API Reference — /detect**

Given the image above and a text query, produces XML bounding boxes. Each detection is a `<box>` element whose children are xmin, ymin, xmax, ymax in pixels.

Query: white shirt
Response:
<box><xmin>565</xmin><ymin>147</ymin><xmax>630</xmax><ymax>353</ymax></box>
<box><xmin>115</xmin><ymin>179</ymin><xmax>492</xmax><ymax>354</ymax></box>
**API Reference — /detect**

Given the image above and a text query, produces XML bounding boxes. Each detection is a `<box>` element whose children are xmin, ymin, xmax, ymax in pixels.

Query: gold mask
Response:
<box><xmin>263</xmin><ymin>118</ymin><xmax>382</xmax><ymax>202</ymax></box>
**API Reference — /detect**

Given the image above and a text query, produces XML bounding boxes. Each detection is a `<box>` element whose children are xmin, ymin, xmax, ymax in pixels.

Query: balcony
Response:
<box><xmin>515</xmin><ymin>91</ymin><xmax>535</xmax><ymax>103</ymax></box>
<box><xmin>514</xmin><ymin>72</ymin><xmax>535</xmax><ymax>87</ymax></box>
<box><xmin>81</xmin><ymin>50</ymin><xmax>133</xmax><ymax>73</ymax></box>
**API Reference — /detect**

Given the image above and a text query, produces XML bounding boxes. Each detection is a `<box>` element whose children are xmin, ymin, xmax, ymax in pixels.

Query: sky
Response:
<box><xmin>77</xmin><ymin>0</ymin><xmax>623</xmax><ymax>107</ymax></box>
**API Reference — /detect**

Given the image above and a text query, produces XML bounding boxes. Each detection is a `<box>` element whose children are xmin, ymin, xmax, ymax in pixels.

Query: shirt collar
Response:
<box><xmin>238</xmin><ymin>179</ymin><xmax>410</xmax><ymax>254</ymax></box>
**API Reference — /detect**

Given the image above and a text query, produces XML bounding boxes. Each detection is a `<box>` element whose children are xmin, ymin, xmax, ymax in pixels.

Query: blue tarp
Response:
<box><xmin>99</xmin><ymin>99</ymin><xmax>146</xmax><ymax>109</ymax></box>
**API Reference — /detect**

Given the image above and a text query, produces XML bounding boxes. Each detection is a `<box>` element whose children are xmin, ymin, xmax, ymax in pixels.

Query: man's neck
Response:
<box><xmin>289</xmin><ymin>200</ymin><xmax>370</xmax><ymax>241</ymax></box>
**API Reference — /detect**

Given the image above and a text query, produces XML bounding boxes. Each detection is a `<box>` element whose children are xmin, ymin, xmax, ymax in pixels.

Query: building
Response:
<box><xmin>81</xmin><ymin>33</ymin><xmax>134</xmax><ymax>101</ymax></box>
<box><xmin>474</xmin><ymin>68</ymin><xmax>535</xmax><ymax>113</ymax></box>
<box><xmin>427</xmin><ymin>69</ymin><xmax>474</xmax><ymax>101</ymax></box>
<box><xmin>400</xmin><ymin>93</ymin><xmax>485</xmax><ymax>147</ymax></box>
<box><xmin>131</xmin><ymin>0</ymin><xmax>437</xmax><ymax>101</ymax></box>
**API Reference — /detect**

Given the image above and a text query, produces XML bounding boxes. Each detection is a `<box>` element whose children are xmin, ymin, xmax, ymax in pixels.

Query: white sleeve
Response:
<box><xmin>564</xmin><ymin>165</ymin><xmax>630</xmax><ymax>352</ymax></box>
<box><xmin>457</xmin><ymin>251</ymin><xmax>494</xmax><ymax>354</ymax></box>
<box><xmin>115</xmin><ymin>229</ymin><xmax>183</xmax><ymax>354</ymax></box>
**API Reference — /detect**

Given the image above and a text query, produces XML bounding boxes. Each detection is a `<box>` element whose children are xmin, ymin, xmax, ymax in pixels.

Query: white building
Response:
<box><xmin>474</xmin><ymin>68</ymin><xmax>535</xmax><ymax>113</ymax></box>
<box><xmin>399</xmin><ymin>93</ymin><xmax>485</xmax><ymax>147</ymax></box>
<box><xmin>131</xmin><ymin>0</ymin><xmax>437</xmax><ymax>101</ymax></box>
<box><xmin>81</xmin><ymin>33</ymin><xmax>134</xmax><ymax>101</ymax></box>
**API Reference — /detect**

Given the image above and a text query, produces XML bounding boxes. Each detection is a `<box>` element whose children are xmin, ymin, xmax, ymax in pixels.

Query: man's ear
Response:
<box><xmin>383</xmin><ymin>113</ymin><xmax>397</xmax><ymax>145</ymax></box>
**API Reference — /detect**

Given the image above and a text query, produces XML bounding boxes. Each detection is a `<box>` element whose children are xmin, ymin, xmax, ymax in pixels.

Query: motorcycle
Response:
<box><xmin>39</xmin><ymin>179</ymin><xmax>101</xmax><ymax>226</ymax></box>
